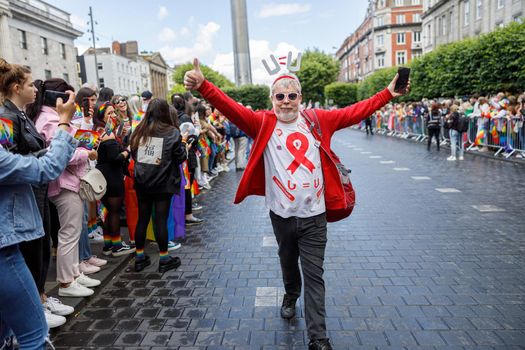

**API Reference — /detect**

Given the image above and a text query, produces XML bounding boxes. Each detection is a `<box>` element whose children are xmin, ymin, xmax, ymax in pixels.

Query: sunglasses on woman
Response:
<box><xmin>274</xmin><ymin>92</ymin><xmax>300</xmax><ymax>102</ymax></box>
<box><xmin>116</xmin><ymin>98</ymin><xmax>127</xmax><ymax>104</ymax></box>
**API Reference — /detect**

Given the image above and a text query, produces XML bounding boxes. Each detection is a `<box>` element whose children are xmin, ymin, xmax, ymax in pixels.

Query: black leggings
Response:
<box><xmin>135</xmin><ymin>193</ymin><xmax>172</xmax><ymax>253</ymax></box>
<box><xmin>19</xmin><ymin>185</ymin><xmax>51</xmax><ymax>294</ymax></box>
<box><xmin>101</xmin><ymin>196</ymin><xmax>123</xmax><ymax>240</ymax></box>
<box><xmin>184</xmin><ymin>168</ymin><xmax>196</xmax><ymax>215</ymax></box>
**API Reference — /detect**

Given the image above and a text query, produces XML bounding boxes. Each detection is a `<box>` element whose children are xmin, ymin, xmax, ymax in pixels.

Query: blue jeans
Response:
<box><xmin>450</xmin><ymin>130</ymin><xmax>464</xmax><ymax>157</ymax></box>
<box><xmin>0</xmin><ymin>245</ymin><xmax>47</xmax><ymax>349</ymax></box>
<box><xmin>78</xmin><ymin>201</ymin><xmax>92</xmax><ymax>261</ymax></box>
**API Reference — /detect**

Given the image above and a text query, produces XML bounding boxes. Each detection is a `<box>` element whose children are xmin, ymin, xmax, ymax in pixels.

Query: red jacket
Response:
<box><xmin>198</xmin><ymin>80</ymin><xmax>393</xmax><ymax>212</ymax></box>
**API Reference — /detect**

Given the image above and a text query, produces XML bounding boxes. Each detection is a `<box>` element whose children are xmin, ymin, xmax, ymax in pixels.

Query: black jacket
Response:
<box><xmin>0</xmin><ymin>100</ymin><xmax>45</xmax><ymax>154</ymax></box>
<box><xmin>132</xmin><ymin>128</ymin><xmax>187</xmax><ymax>195</ymax></box>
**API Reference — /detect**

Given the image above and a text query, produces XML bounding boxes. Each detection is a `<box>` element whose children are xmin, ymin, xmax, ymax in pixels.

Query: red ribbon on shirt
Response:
<box><xmin>286</xmin><ymin>132</ymin><xmax>315</xmax><ymax>174</ymax></box>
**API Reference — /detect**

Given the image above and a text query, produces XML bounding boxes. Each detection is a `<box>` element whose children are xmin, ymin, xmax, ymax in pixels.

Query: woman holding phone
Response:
<box><xmin>93</xmin><ymin>102</ymin><xmax>135</xmax><ymax>257</ymax></box>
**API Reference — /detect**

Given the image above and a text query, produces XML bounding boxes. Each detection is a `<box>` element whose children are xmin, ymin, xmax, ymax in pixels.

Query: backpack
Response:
<box><xmin>301</xmin><ymin>110</ymin><xmax>355</xmax><ymax>223</ymax></box>
<box><xmin>456</xmin><ymin>116</ymin><xmax>469</xmax><ymax>132</ymax></box>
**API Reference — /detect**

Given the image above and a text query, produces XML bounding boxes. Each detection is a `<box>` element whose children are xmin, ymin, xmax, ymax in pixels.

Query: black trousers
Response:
<box><xmin>269</xmin><ymin>210</ymin><xmax>328</xmax><ymax>340</ymax></box>
<box><xmin>184</xmin><ymin>167</ymin><xmax>196</xmax><ymax>215</ymax></box>
<box><xmin>19</xmin><ymin>185</ymin><xmax>51</xmax><ymax>294</ymax></box>
<box><xmin>427</xmin><ymin>127</ymin><xmax>440</xmax><ymax>150</ymax></box>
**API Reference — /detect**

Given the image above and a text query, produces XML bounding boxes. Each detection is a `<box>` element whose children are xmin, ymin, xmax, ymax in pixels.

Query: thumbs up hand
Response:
<box><xmin>184</xmin><ymin>58</ymin><xmax>205</xmax><ymax>91</ymax></box>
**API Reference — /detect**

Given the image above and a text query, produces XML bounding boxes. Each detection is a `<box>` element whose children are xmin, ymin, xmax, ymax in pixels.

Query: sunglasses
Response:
<box><xmin>274</xmin><ymin>92</ymin><xmax>300</xmax><ymax>102</ymax></box>
<box><xmin>116</xmin><ymin>98</ymin><xmax>127</xmax><ymax>104</ymax></box>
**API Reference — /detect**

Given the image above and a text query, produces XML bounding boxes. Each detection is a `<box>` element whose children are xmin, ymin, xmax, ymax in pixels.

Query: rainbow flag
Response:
<box><xmin>491</xmin><ymin>125</ymin><xmax>499</xmax><ymax>145</ymax></box>
<box><xmin>131</xmin><ymin>111</ymin><xmax>144</xmax><ymax>132</ymax></box>
<box><xmin>0</xmin><ymin>118</ymin><xmax>14</xmax><ymax>146</ymax></box>
<box><xmin>104</xmin><ymin>116</ymin><xmax>116</xmax><ymax>136</ymax></box>
<box><xmin>72</xmin><ymin>103</ymin><xmax>83</xmax><ymax>121</ymax></box>
<box><xmin>74</xmin><ymin>129</ymin><xmax>99</xmax><ymax>150</ymax></box>
<box><xmin>475</xmin><ymin>129</ymin><xmax>485</xmax><ymax>145</ymax></box>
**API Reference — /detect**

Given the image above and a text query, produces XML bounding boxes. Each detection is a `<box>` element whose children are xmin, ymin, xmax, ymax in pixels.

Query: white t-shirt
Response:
<box><xmin>263</xmin><ymin>116</ymin><xmax>325</xmax><ymax>218</ymax></box>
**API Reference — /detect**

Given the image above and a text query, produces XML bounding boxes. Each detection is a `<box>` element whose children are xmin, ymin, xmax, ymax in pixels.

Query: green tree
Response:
<box><xmin>223</xmin><ymin>84</ymin><xmax>271</xmax><ymax>110</ymax></box>
<box><xmin>357</xmin><ymin>67</ymin><xmax>396</xmax><ymax>100</ymax></box>
<box><xmin>171</xmin><ymin>62</ymin><xmax>234</xmax><ymax>94</ymax></box>
<box><xmin>324</xmin><ymin>82</ymin><xmax>358</xmax><ymax>107</ymax></box>
<box><xmin>295</xmin><ymin>49</ymin><xmax>340</xmax><ymax>104</ymax></box>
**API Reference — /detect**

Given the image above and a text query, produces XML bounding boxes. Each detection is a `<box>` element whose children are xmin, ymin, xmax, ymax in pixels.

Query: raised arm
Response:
<box><xmin>324</xmin><ymin>73</ymin><xmax>409</xmax><ymax>132</ymax></box>
<box><xmin>184</xmin><ymin>58</ymin><xmax>261</xmax><ymax>139</ymax></box>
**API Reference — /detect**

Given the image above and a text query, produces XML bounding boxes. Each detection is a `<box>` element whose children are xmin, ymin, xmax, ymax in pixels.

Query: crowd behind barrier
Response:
<box><xmin>351</xmin><ymin>92</ymin><xmax>525</xmax><ymax>160</ymax></box>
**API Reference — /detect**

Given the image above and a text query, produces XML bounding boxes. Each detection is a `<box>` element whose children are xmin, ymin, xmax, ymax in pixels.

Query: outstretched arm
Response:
<box><xmin>325</xmin><ymin>74</ymin><xmax>410</xmax><ymax>132</ymax></box>
<box><xmin>184</xmin><ymin>58</ymin><xmax>261</xmax><ymax>139</ymax></box>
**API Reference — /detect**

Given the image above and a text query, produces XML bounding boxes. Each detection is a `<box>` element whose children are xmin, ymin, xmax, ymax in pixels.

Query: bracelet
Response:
<box><xmin>58</xmin><ymin>122</ymin><xmax>70</xmax><ymax>128</ymax></box>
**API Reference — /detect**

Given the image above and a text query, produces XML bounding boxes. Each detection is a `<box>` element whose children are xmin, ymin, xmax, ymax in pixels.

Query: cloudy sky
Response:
<box><xmin>48</xmin><ymin>0</ymin><xmax>369</xmax><ymax>85</ymax></box>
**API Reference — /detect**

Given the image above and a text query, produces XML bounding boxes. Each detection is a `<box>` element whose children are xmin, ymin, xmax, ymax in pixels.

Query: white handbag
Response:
<box><xmin>78</xmin><ymin>167</ymin><xmax>107</xmax><ymax>201</ymax></box>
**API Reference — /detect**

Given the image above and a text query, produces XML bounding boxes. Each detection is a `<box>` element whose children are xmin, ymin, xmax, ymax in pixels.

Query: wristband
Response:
<box><xmin>58</xmin><ymin>122</ymin><xmax>70</xmax><ymax>128</ymax></box>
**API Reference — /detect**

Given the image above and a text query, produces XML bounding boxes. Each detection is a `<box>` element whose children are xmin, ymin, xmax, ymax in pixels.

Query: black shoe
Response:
<box><xmin>308</xmin><ymin>338</ymin><xmax>333</xmax><ymax>350</ymax></box>
<box><xmin>134</xmin><ymin>255</ymin><xmax>151</xmax><ymax>272</ymax></box>
<box><xmin>158</xmin><ymin>256</ymin><xmax>181</xmax><ymax>273</ymax></box>
<box><xmin>280</xmin><ymin>294</ymin><xmax>297</xmax><ymax>319</ymax></box>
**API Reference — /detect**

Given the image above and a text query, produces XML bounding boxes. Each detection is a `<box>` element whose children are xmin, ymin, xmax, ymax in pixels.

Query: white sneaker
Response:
<box><xmin>44</xmin><ymin>297</ymin><xmax>74</xmax><ymax>316</ymax></box>
<box><xmin>58</xmin><ymin>280</ymin><xmax>94</xmax><ymax>297</ymax></box>
<box><xmin>458</xmin><ymin>156</ymin><xmax>464</xmax><ymax>160</ymax></box>
<box><xmin>168</xmin><ymin>241</ymin><xmax>181</xmax><ymax>251</ymax></box>
<box><xmin>222</xmin><ymin>163</ymin><xmax>230</xmax><ymax>172</ymax></box>
<box><xmin>76</xmin><ymin>273</ymin><xmax>101</xmax><ymax>288</ymax></box>
<box><xmin>79</xmin><ymin>261</ymin><xmax>101</xmax><ymax>275</ymax></box>
<box><xmin>447</xmin><ymin>156</ymin><xmax>456</xmax><ymax>161</ymax></box>
<box><xmin>44</xmin><ymin>308</ymin><xmax>66</xmax><ymax>328</ymax></box>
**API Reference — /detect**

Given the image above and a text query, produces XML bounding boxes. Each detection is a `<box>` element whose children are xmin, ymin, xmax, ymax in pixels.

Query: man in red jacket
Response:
<box><xmin>185</xmin><ymin>59</ymin><xmax>408</xmax><ymax>350</ymax></box>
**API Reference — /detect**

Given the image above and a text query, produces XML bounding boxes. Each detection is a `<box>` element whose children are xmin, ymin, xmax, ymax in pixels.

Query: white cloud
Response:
<box><xmin>258</xmin><ymin>3</ymin><xmax>311</xmax><ymax>18</ymax></box>
<box><xmin>179</xmin><ymin>27</ymin><xmax>190</xmax><ymax>37</ymax></box>
<box><xmin>70</xmin><ymin>14</ymin><xmax>88</xmax><ymax>31</ymax></box>
<box><xmin>211</xmin><ymin>40</ymin><xmax>300</xmax><ymax>85</ymax></box>
<box><xmin>158</xmin><ymin>27</ymin><xmax>176</xmax><ymax>43</ymax></box>
<box><xmin>159</xmin><ymin>21</ymin><xmax>221</xmax><ymax>64</ymax></box>
<box><xmin>157</xmin><ymin>6</ymin><xmax>168</xmax><ymax>20</ymax></box>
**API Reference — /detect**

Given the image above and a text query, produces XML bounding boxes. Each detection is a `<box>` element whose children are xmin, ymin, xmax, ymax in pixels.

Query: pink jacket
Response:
<box><xmin>35</xmin><ymin>106</ymin><xmax>89</xmax><ymax>197</ymax></box>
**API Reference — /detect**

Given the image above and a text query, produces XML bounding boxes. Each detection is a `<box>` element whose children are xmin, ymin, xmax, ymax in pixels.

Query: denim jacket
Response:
<box><xmin>0</xmin><ymin>129</ymin><xmax>77</xmax><ymax>249</ymax></box>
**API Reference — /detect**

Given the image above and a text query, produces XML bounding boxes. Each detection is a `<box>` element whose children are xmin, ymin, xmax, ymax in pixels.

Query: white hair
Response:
<box><xmin>270</xmin><ymin>73</ymin><xmax>302</xmax><ymax>96</ymax></box>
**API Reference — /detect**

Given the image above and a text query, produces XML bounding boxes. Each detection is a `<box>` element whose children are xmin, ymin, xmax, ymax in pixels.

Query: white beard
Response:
<box><xmin>276</xmin><ymin>111</ymin><xmax>298</xmax><ymax>123</ymax></box>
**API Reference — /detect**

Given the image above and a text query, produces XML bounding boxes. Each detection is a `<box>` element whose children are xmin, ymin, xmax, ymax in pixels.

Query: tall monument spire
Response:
<box><xmin>230</xmin><ymin>0</ymin><xmax>252</xmax><ymax>86</ymax></box>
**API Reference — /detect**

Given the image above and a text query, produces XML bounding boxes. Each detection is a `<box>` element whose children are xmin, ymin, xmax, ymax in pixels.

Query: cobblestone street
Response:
<box><xmin>52</xmin><ymin>129</ymin><xmax>525</xmax><ymax>349</ymax></box>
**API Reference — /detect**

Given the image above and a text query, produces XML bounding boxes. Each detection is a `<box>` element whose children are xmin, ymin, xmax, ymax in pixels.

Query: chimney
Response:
<box><xmin>112</xmin><ymin>41</ymin><xmax>121</xmax><ymax>55</ymax></box>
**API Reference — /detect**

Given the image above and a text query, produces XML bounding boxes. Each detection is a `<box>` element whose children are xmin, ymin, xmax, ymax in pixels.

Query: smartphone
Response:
<box><xmin>44</xmin><ymin>90</ymin><xmax>69</xmax><ymax>108</ymax></box>
<box><xmin>82</xmin><ymin>97</ymin><xmax>91</xmax><ymax>117</ymax></box>
<box><xmin>394</xmin><ymin>67</ymin><xmax>410</xmax><ymax>93</ymax></box>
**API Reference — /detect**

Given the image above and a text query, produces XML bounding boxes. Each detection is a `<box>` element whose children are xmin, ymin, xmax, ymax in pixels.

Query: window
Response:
<box><xmin>63</xmin><ymin>73</ymin><xmax>69</xmax><ymax>82</ymax></box>
<box><xmin>376</xmin><ymin>34</ymin><xmax>384</xmax><ymax>47</ymax></box>
<box><xmin>412</xmin><ymin>0</ymin><xmax>421</xmax><ymax>4</ymax></box>
<box><xmin>18</xmin><ymin>30</ymin><xmax>27</xmax><ymax>49</ymax></box>
<box><xmin>44</xmin><ymin>69</ymin><xmax>51</xmax><ymax>80</ymax></box>
<box><xmin>413</xmin><ymin>51</ymin><xmax>422</xmax><ymax>59</ymax></box>
<box><xmin>498</xmin><ymin>0</ymin><xmax>504</xmax><ymax>9</ymax></box>
<box><xmin>397</xmin><ymin>32</ymin><xmax>406</xmax><ymax>44</ymax></box>
<box><xmin>395</xmin><ymin>0</ymin><xmax>404</xmax><ymax>6</ymax></box>
<box><xmin>97</xmin><ymin>62</ymin><xmax>103</xmax><ymax>70</ymax></box>
<box><xmin>464</xmin><ymin>0</ymin><xmax>470</xmax><ymax>25</ymax></box>
<box><xmin>414</xmin><ymin>31</ymin><xmax>422</xmax><ymax>42</ymax></box>
<box><xmin>376</xmin><ymin>54</ymin><xmax>385</xmax><ymax>68</ymax></box>
<box><xmin>41</xmin><ymin>37</ymin><xmax>48</xmax><ymax>55</ymax></box>
<box><xmin>476</xmin><ymin>0</ymin><xmax>482</xmax><ymax>19</ymax></box>
<box><xmin>441</xmin><ymin>14</ymin><xmax>447</xmax><ymax>34</ymax></box>
<box><xmin>377</xmin><ymin>15</ymin><xmax>384</xmax><ymax>26</ymax></box>
<box><xmin>396</xmin><ymin>51</ymin><xmax>406</xmax><ymax>65</ymax></box>
<box><xmin>99</xmin><ymin>78</ymin><xmax>105</xmax><ymax>88</ymax></box>
<box><xmin>59</xmin><ymin>43</ymin><xmax>66</xmax><ymax>59</ymax></box>
<box><xmin>426</xmin><ymin>24</ymin><xmax>432</xmax><ymax>44</ymax></box>
<box><xmin>413</xmin><ymin>13</ymin><xmax>421</xmax><ymax>22</ymax></box>
<box><xmin>397</xmin><ymin>14</ymin><xmax>406</xmax><ymax>24</ymax></box>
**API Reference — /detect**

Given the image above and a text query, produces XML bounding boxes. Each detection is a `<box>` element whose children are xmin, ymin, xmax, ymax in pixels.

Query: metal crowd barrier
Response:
<box><xmin>357</xmin><ymin>114</ymin><xmax>525</xmax><ymax>160</ymax></box>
